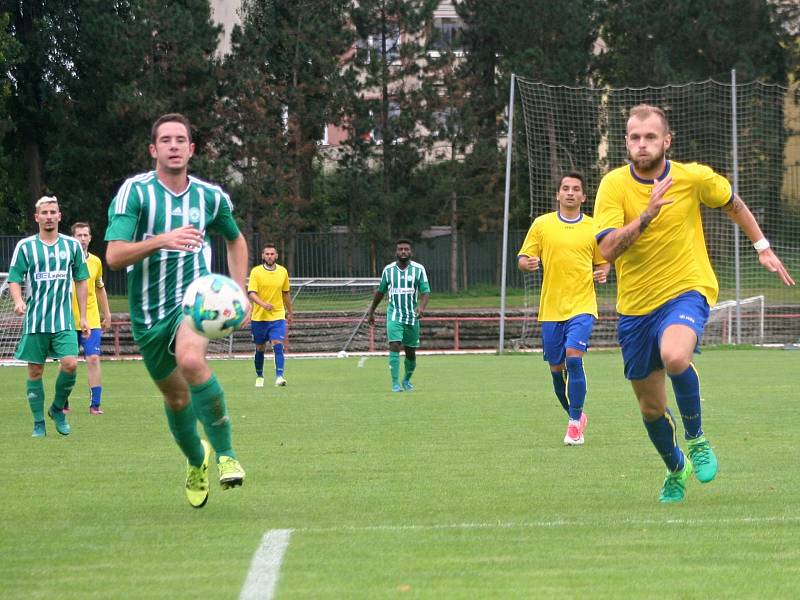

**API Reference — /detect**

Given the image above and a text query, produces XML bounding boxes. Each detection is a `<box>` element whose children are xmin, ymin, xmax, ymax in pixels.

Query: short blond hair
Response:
<box><xmin>35</xmin><ymin>196</ymin><xmax>59</xmax><ymax>211</ymax></box>
<box><xmin>628</xmin><ymin>104</ymin><xmax>670</xmax><ymax>133</ymax></box>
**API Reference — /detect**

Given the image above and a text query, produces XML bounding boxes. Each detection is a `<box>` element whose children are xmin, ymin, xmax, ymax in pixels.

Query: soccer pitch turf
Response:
<box><xmin>2</xmin><ymin>349</ymin><xmax>799</xmax><ymax>599</ymax></box>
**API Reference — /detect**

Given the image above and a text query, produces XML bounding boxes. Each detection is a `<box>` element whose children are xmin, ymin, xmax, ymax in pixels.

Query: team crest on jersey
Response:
<box><xmin>189</xmin><ymin>207</ymin><xmax>201</xmax><ymax>223</ymax></box>
<box><xmin>59</xmin><ymin>250</ymin><xmax>67</xmax><ymax>260</ymax></box>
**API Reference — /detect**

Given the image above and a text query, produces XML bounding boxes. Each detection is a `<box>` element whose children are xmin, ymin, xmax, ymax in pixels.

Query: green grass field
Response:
<box><xmin>2</xmin><ymin>349</ymin><xmax>799</xmax><ymax>599</ymax></box>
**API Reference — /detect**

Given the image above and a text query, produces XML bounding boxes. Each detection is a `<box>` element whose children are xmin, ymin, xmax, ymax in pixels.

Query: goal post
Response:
<box><xmin>501</xmin><ymin>73</ymin><xmax>800</xmax><ymax>351</ymax></box>
<box><xmin>0</xmin><ymin>272</ymin><xmax>25</xmax><ymax>364</ymax></box>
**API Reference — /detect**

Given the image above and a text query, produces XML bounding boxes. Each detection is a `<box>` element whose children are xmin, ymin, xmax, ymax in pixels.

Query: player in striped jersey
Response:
<box><xmin>68</xmin><ymin>222</ymin><xmax>112</xmax><ymax>415</ymax></box>
<box><xmin>8</xmin><ymin>196</ymin><xmax>90</xmax><ymax>437</ymax></box>
<box><xmin>367</xmin><ymin>240</ymin><xmax>431</xmax><ymax>392</ymax></box>
<box><xmin>517</xmin><ymin>173</ymin><xmax>610</xmax><ymax>445</ymax></box>
<box><xmin>105</xmin><ymin>113</ymin><xmax>250</xmax><ymax>508</ymax></box>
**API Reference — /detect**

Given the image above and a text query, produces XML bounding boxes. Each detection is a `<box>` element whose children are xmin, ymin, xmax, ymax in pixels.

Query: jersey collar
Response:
<box><xmin>629</xmin><ymin>160</ymin><xmax>671</xmax><ymax>184</ymax></box>
<box><xmin>557</xmin><ymin>211</ymin><xmax>583</xmax><ymax>224</ymax></box>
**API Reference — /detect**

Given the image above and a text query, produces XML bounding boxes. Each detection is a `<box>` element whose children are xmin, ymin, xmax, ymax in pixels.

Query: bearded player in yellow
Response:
<box><xmin>595</xmin><ymin>105</ymin><xmax>795</xmax><ymax>503</ymax></box>
<box><xmin>69</xmin><ymin>222</ymin><xmax>112</xmax><ymax>415</ymax></box>
<box><xmin>518</xmin><ymin>172</ymin><xmax>610</xmax><ymax>445</ymax></box>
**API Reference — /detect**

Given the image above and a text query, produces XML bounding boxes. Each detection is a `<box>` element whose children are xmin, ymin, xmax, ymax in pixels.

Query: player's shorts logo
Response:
<box><xmin>679</xmin><ymin>313</ymin><xmax>696</xmax><ymax>324</ymax></box>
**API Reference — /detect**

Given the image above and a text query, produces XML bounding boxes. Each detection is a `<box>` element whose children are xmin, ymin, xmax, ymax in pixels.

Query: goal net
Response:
<box><xmin>507</xmin><ymin>76</ymin><xmax>800</xmax><ymax>350</ymax></box>
<box><xmin>0</xmin><ymin>272</ymin><xmax>25</xmax><ymax>364</ymax></box>
<box><xmin>206</xmin><ymin>276</ymin><xmax>381</xmax><ymax>357</ymax></box>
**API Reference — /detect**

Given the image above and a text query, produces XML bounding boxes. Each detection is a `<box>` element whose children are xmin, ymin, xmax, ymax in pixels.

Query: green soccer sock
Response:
<box><xmin>403</xmin><ymin>357</ymin><xmax>416</xmax><ymax>381</ymax></box>
<box><xmin>190</xmin><ymin>374</ymin><xmax>236</xmax><ymax>459</ymax></box>
<box><xmin>389</xmin><ymin>351</ymin><xmax>400</xmax><ymax>384</ymax></box>
<box><xmin>27</xmin><ymin>379</ymin><xmax>45</xmax><ymax>422</ymax></box>
<box><xmin>53</xmin><ymin>370</ymin><xmax>77</xmax><ymax>410</ymax></box>
<box><xmin>164</xmin><ymin>403</ymin><xmax>205</xmax><ymax>467</ymax></box>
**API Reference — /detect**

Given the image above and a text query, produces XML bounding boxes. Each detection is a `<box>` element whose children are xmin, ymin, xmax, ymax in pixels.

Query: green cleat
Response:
<box><xmin>32</xmin><ymin>421</ymin><xmax>46</xmax><ymax>438</ymax></box>
<box><xmin>402</xmin><ymin>379</ymin><xmax>413</xmax><ymax>391</ymax></box>
<box><xmin>659</xmin><ymin>458</ymin><xmax>693</xmax><ymax>503</ymax></box>
<box><xmin>687</xmin><ymin>436</ymin><xmax>718</xmax><ymax>483</ymax></box>
<box><xmin>218</xmin><ymin>455</ymin><xmax>245</xmax><ymax>490</ymax></box>
<box><xmin>186</xmin><ymin>440</ymin><xmax>211</xmax><ymax>508</ymax></box>
<box><xmin>47</xmin><ymin>406</ymin><xmax>71</xmax><ymax>436</ymax></box>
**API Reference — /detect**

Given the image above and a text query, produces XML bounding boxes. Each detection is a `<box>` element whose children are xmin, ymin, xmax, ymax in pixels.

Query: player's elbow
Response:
<box><xmin>105</xmin><ymin>245</ymin><xmax>125</xmax><ymax>271</ymax></box>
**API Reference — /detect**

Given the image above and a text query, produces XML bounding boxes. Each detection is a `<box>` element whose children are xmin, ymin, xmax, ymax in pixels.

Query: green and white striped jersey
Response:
<box><xmin>8</xmin><ymin>234</ymin><xmax>89</xmax><ymax>334</ymax></box>
<box><xmin>105</xmin><ymin>171</ymin><xmax>241</xmax><ymax>333</ymax></box>
<box><xmin>377</xmin><ymin>260</ymin><xmax>431</xmax><ymax>325</ymax></box>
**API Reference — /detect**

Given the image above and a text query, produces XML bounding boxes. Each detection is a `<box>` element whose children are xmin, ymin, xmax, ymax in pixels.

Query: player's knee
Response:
<box><xmin>176</xmin><ymin>351</ymin><xmax>206</xmax><ymax>376</ymax></box>
<box><xmin>255</xmin><ymin>343</ymin><xmax>267</xmax><ymax>352</ymax></box>
<box><xmin>28</xmin><ymin>364</ymin><xmax>44</xmax><ymax>379</ymax></box>
<box><xmin>389</xmin><ymin>342</ymin><xmax>402</xmax><ymax>352</ymax></box>
<box><xmin>661</xmin><ymin>350</ymin><xmax>691</xmax><ymax>374</ymax></box>
<box><xmin>61</xmin><ymin>357</ymin><xmax>78</xmax><ymax>373</ymax></box>
<box><xmin>87</xmin><ymin>355</ymin><xmax>100</xmax><ymax>366</ymax></box>
<box><xmin>405</xmin><ymin>348</ymin><xmax>416</xmax><ymax>360</ymax></box>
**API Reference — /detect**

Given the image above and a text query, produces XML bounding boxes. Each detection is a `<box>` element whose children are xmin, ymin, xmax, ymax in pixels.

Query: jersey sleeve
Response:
<box><xmin>95</xmin><ymin>258</ymin><xmax>105</xmax><ymax>288</ymax></box>
<box><xmin>72</xmin><ymin>243</ymin><xmax>89</xmax><ymax>281</ymax></box>
<box><xmin>207</xmin><ymin>190</ymin><xmax>241</xmax><ymax>241</ymax></box>
<box><xmin>377</xmin><ymin>269</ymin><xmax>389</xmax><ymax>294</ymax></box>
<box><xmin>247</xmin><ymin>267</ymin><xmax>259</xmax><ymax>293</ymax></box>
<box><xmin>517</xmin><ymin>220</ymin><xmax>541</xmax><ymax>258</ymax></box>
<box><xmin>105</xmin><ymin>181</ymin><xmax>143</xmax><ymax>242</ymax></box>
<box><xmin>593</xmin><ymin>176</ymin><xmax>625</xmax><ymax>241</ymax></box>
<box><xmin>693</xmin><ymin>163</ymin><xmax>733</xmax><ymax>208</ymax></box>
<box><xmin>282</xmin><ymin>269</ymin><xmax>290</xmax><ymax>292</ymax></box>
<box><xmin>8</xmin><ymin>242</ymin><xmax>29</xmax><ymax>284</ymax></box>
<box><xmin>418</xmin><ymin>266</ymin><xmax>431</xmax><ymax>294</ymax></box>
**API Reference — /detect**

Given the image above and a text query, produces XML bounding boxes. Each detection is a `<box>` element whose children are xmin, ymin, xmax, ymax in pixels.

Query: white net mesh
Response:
<box><xmin>509</xmin><ymin>77</ymin><xmax>800</xmax><ymax>349</ymax></box>
<box><xmin>0</xmin><ymin>272</ymin><xmax>25</xmax><ymax>363</ymax></box>
<box><xmin>206</xmin><ymin>277</ymin><xmax>381</xmax><ymax>357</ymax></box>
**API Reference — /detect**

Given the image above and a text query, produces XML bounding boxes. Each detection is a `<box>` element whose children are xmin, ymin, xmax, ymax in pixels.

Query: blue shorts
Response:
<box><xmin>618</xmin><ymin>291</ymin><xmax>710</xmax><ymax>380</ymax></box>
<box><xmin>541</xmin><ymin>314</ymin><xmax>595</xmax><ymax>366</ymax></box>
<box><xmin>251</xmin><ymin>320</ymin><xmax>287</xmax><ymax>345</ymax></box>
<box><xmin>77</xmin><ymin>328</ymin><xmax>103</xmax><ymax>357</ymax></box>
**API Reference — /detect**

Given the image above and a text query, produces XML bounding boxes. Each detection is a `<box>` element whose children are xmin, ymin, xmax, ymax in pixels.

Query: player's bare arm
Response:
<box><xmin>283</xmin><ymin>291</ymin><xmax>293</xmax><ymax>322</ymax></box>
<box><xmin>97</xmin><ymin>285</ymin><xmax>112</xmax><ymax>331</ymax></box>
<box><xmin>517</xmin><ymin>255</ymin><xmax>540</xmax><ymax>272</ymax></box>
<box><xmin>724</xmin><ymin>194</ymin><xmax>795</xmax><ymax>286</ymax></box>
<box><xmin>75</xmin><ymin>279</ymin><xmax>90</xmax><ymax>336</ymax></box>
<box><xmin>367</xmin><ymin>291</ymin><xmax>385</xmax><ymax>325</ymax></box>
<box><xmin>225</xmin><ymin>234</ymin><xmax>251</xmax><ymax>322</ymax></box>
<box><xmin>247</xmin><ymin>291</ymin><xmax>273</xmax><ymax>311</ymax></box>
<box><xmin>599</xmin><ymin>176</ymin><xmax>673</xmax><ymax>262</ymax></box>
<box><xmin>417</xmin><ymin>293</ymin><xmax>430</xmax><ymax>318</ymax></box>
<box><xmin>106</xmin><ymin>226</ymin><xmax>204</xmax><ymax>270</ymax></box>
<box><xmin>8</xmin><ymin>281</ymin><xmax>26</xmax><ymax>315</ymax></box>
<box><xmin>593</xmin><ymin>262</ymin><xmax>611</xmax><ymax>284</ymax></box>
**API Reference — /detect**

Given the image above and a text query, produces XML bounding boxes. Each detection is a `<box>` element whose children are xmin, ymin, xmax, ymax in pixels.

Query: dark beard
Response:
<box><xmin>630</xmin><ymin>148</ymin><xmax>665</xmax><ymax>173</ymax></box>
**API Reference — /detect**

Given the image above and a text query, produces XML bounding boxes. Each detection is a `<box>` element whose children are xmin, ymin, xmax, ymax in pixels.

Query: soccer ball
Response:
<box><xmin>182</xmin><ymin>274</ymin><xmax>248</xmax><ymax>339</ymax></box>
<box><xmin>337</xmin><ymin>350</ymin><xmax>348</xmax><ymax>359</ymax></box>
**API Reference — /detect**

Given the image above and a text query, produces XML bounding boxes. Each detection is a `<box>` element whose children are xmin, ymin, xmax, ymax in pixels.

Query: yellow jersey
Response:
<box><xmin>594</xmin><ymin>160</ymin><xmax>732</xmax><ymax>315</ymax></box>
<box><xmin>72</xmin><ymin>252</ymin><xmax>105</xmax><ymax>329</ymax></box>
<box><xmin>517</xmin><ymin>211</ymin><xmax>606</xmax><ymax>321</ymax></box>
<box><xmin>248</xmin><ymin>264</ymin><xmax>290</xmax><ymax>321</ymax></box>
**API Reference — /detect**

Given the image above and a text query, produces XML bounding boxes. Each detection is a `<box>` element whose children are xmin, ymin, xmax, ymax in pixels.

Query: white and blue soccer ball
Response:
<box><xmin>182</xmin><ymin>274</ymin><xmax>248</xmax><ymax>339</ymax></box>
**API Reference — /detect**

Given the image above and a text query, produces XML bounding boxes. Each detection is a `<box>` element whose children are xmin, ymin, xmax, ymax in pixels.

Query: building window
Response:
<box><xmin>356</xmin><ymin>26</ymin><xmax>401</xmax><ymax>65</ymax></box>
<box><xmin>431</xmin><ymin>17</ymin><xmax>463</xmax><ymax>52</ymax></box>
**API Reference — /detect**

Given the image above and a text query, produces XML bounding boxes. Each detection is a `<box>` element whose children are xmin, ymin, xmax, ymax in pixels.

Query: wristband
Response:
<box><xmin>753</xmin><ymin>238</ymin><xmax>770</xmax><ymax>253</ymax></box>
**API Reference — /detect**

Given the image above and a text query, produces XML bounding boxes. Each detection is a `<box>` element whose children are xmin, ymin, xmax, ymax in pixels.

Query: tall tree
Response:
<box><xmin>218</xmin><ymin>0</ymin><xmax>353</xmax><ymax>270</ymax></box>
<box><xmin>0</xmin><ymin>8</ymin><xmax>21</xmax><ymax>232</ymax></box>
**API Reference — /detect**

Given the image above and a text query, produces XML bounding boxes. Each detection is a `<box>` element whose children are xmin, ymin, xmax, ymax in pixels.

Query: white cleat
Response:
<box><xmin>275</xmin><ymin>376</ymin><xmax>287</xmax><ymax>387</ymax></box>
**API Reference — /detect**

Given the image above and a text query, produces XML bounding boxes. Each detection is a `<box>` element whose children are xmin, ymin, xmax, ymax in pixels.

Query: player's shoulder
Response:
<box><xmin>15</xmin><ymin>234</ymin><xmax>38</xmax><ymax>248</ymax></box>
<box><xmin>59</xmin><ymin>233</ymin><xmax>82</xmax><ymax>248</ymax></box>
<box><xmin>669</xmin><ymin>160</ymin><xmax>718</xmax><ymax>180</ymax></box>
<box><xmin>277</xmin><ymin>264</ymin><xmax>290</xmax><ymax>276</ymax></box>
<box><xmin>409</xmin><ymin>260</ymin><xmax>426</xmax><ymax>270</ymax></box>
<box><xmin>535</xmin><ymin>211</ymin><xmax>561</xmax><ymax>225</ymax></box>
<box><xmin>119</xmin><ymin>171</ymin><xmax>157</xmax><ymax>190</ymax></box>
<box><xmin>188</xmin><ymin>174</ymin><xmax>230</xmax><ymax>197</ymax></box>
<box><xmin>599</xmin><ymin>164</ymin><xmax>632</xmax><ymax>185</ymax></box>
<box><xmin>381</xmin><ymin>261</ymin><xmax>398</xmax><ymax>274</ymax></box>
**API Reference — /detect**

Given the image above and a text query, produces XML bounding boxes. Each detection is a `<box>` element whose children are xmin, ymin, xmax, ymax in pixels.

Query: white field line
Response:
<box><xmin>292</xmin><ymin>514</ymin><xmax>800</xmax><ymax>534</ymax></box>
<box><xmin>239</xmin><ymin>529</ymin><xmax>293</xmax><ymax>600</ymax></box>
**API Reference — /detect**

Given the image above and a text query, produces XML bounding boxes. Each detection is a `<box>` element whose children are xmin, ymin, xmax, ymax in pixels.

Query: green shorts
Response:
<box><xmin>134</xmin><ymin>307</ymin><xmax>184</xmax><ymax>382</ymax></box>
<box><xmin>15</xmin><ymin>330</ymin><xmax>79</xmax><ymax>364</ymax></box>
<box><xmin>386</xmin><ymin>319</ymin><xmax>420</xmax><ymax>348</ymax></box>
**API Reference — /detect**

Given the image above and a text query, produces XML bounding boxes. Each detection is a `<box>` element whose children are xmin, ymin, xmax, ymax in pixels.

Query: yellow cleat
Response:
<box><xmin>218</xmin><ymin>455</ymin><xmax>246</xmax><ymax>490</ymax></box>
<box><xmin>185</xmin><ymin>440</ymin><xmax>211</xmax><ymax>508</ymax></box>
